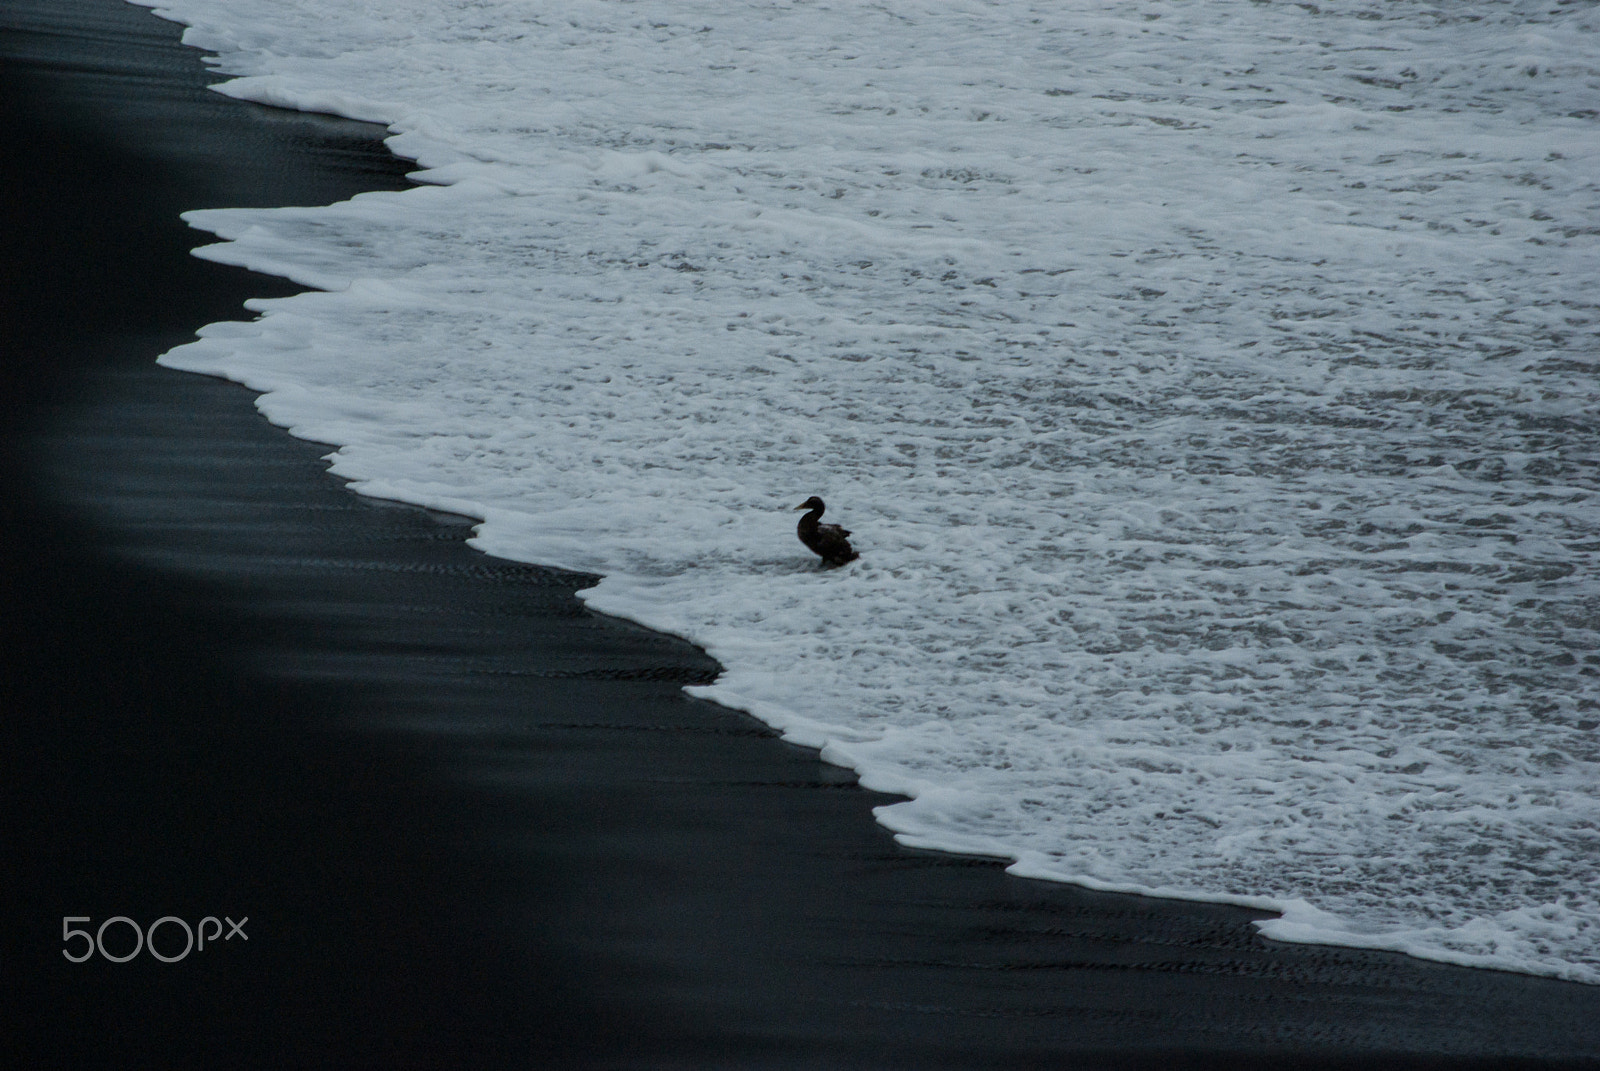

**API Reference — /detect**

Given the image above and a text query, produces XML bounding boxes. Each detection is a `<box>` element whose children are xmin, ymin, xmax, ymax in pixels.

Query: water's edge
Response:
<box><xmin>133</xmin><ymin>0</ymin><xmax>1600</xmax><ymax>988</ymax></box>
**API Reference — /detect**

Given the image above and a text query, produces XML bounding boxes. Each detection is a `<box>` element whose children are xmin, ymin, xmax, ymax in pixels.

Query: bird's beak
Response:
<box><xmin>794</xmin><ymin>503</ymin><xmax>809</xmax><ymax>510</ymax></box>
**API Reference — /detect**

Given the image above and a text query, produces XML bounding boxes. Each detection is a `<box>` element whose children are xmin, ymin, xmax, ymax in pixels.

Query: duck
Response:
<box><xmin>794</xmin><ymin>496</ymin><xmax>859</xmax><ymax>567</ymax></box>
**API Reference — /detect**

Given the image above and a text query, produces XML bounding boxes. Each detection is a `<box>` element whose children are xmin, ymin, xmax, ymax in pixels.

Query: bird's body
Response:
<box><xmin>794</xmin><ymin>496</ymin><xmax>859</xmax><ymax>567</ymax></box>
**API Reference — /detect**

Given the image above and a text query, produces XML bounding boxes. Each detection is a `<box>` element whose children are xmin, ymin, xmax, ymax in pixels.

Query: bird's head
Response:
<box><xmin>794</xmin><ymin>496</ymin><xmax>825</xmax><ymax>512</ymax></box>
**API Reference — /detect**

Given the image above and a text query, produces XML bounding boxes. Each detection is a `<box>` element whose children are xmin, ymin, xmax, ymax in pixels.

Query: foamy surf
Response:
<box><xmin>137</xmin><ymin>0</ymin><xmax>1600</xmax><ymax>983</ymax></box>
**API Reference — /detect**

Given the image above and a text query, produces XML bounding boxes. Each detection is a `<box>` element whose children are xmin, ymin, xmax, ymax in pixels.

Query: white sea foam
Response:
<box><xmin>134</xmin><ymin>0</ymin><xmax>1600</xmax><ymax>982</ymax></box>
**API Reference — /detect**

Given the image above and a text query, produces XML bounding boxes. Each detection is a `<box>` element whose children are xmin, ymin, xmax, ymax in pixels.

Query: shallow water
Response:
<box><xmin>137</xmin><ymin>0</ymin><xmax>1599</xmax><ymax>982</ymax></box>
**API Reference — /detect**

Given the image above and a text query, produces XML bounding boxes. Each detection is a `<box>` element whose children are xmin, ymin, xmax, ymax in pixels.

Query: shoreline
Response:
<box><xmin>4</xmin><ymin>1</ymin><xmax>1600</xmax><ymax>1067</ymax></box>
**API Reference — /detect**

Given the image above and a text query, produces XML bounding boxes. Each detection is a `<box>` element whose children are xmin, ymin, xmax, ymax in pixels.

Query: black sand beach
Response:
<box><xmin>4</xmin><ymin>2</ymin><xmax>1600</xmax><ymax>1068</ymax></box>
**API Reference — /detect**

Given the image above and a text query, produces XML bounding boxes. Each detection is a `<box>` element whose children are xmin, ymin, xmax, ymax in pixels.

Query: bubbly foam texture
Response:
<box><xmin>136</xmin><ymin>0</ymin><xmax>1600</xmax><ymax>982</ymax></box>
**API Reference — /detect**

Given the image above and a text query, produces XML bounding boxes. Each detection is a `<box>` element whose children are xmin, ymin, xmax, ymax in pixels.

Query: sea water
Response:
<box><xmin>133</xmin><ymin>0</ymin><xmax>1599</xmax><ymax>982</ymax></box>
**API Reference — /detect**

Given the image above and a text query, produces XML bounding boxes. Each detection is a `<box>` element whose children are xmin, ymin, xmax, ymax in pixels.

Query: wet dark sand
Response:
<box><xmin>3</xmin><ymin>2</ymin><xmax>1599</xmax><ymax>1068</ymax></box>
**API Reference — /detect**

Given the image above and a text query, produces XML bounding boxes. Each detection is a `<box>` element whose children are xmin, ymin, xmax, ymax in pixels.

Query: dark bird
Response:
<box><xmin>794</xmin><ymin>496</ymin><xmax>859</xmax><ymax>567</ymax></box>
